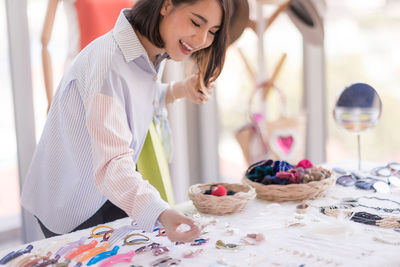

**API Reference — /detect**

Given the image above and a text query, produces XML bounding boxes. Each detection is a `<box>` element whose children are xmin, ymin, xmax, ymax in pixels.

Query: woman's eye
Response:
<box><xmin>191</xmin><ymin>19</ymin><xmax>200</xmax><ymax>27</ymax></box>
<box><xmin>208</xmin><ymin>31</ymin><xmax>217</xmax><ymax>36</ymax></box>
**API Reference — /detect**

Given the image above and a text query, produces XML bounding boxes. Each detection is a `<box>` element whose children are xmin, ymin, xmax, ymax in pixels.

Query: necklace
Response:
<box><xmin>341</xmin><ymin>196</ymin><xmax>400</xmax><ymax>214</ymax></box>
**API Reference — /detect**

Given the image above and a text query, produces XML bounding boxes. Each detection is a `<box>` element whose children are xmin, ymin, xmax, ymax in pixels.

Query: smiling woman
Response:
<box><xmin>20</xmin><ymin>0</ymin><xmax>232</xmax><ymax>243</ymax></box>
<box><xmin>127</xmin><ymin>0</ymin><xmax>231</xmax><ymax>90</ymax></box>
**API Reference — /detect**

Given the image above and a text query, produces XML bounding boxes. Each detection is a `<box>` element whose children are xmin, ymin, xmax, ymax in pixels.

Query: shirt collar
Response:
<box><xmin>113</xmin><ymin>9</ymin><xmax>150</xmax><ymax>63</ymax></box>
<box><xmin>113</xmin><ymin>9</ymin><xmax>169</xmax><ymax>72</ymax></box>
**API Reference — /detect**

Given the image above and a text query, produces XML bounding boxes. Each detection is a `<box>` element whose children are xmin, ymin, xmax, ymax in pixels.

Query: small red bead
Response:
<box><xmin>211</xmin><ymin>185</ymin><xmax>227</xmax><ymax>196</ymax></box>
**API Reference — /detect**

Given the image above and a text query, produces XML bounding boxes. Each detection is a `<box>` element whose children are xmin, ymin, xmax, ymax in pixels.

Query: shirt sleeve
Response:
<box><xmin>84</xmin><ymin>92</ymin><xmax>170</xmax><ymax>232</ymax></box>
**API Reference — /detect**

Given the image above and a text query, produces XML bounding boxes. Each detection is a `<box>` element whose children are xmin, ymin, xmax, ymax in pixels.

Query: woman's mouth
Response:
<box><xmin>179</xmin><ymin>40</ymin><xmax>194</xmax><ymax>55</ymax></box>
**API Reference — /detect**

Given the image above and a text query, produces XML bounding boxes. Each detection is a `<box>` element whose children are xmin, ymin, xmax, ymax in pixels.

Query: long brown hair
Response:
<box><xmin>127</xmin><ymin>0</ymin><xmax>231</xmax><ymax>88</ymax></box>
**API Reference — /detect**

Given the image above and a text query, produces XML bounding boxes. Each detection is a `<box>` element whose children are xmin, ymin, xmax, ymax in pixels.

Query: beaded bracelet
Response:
<box><xmin>168</xmin><ymin>81</ymin><xmax>176</xmax><ymax>103</ymax></box>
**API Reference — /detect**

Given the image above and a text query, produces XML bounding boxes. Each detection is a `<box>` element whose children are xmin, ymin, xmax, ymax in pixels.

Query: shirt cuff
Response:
<box><xmin>135</xmin><ymin>197</ymin><xmax>170</xmax><ymax>232</ymax></box>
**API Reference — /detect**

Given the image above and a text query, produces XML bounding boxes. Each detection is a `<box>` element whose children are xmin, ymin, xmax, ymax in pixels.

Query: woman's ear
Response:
<box><xmin>161</xmin><ymin>0</ymin><xmax>173</xmax><ymax>16</ymax></box>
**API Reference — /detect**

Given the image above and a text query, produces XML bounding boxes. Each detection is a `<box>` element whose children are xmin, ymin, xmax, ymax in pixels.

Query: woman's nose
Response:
<box><xmin>193</xmin><ymin>29</ymin><xmax>208</xmax><ymax>47</ymax></box>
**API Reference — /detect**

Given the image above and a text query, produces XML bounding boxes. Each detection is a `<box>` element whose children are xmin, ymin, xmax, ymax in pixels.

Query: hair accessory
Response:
<box><xmin>54</xmin><ymin>237</ymin><xmax>87</xmax><ymax>257</ymax></box>
<box><xmin>321</xmin><ymin>206</ymin><xmax>400</xmax><ymax>228</ymax></box>
<box><xmin>123</xmin><ymin>233</ymin><xmax>151</xmax><ymax>246</ymax></box>
<box><xmin>0</xmin><ymin>244</ymin><xmax>33</xmax><ymax>264</ymax></box>
<box><xmin>157</xmin><ymin>228</ymin><xmax>167</xmax><ymax>237</ymax></box>
<box><xmin>152</xmin><ymin>246</ymin><xmax>169</xmax><ymax>256</ymax></box>
<box><xmin>135</xmin><ymin>243</ymin><xmax>160</xmax><ymax>254</ymax></box>
<box><xmin>65</xmin><ymin>240</ymin><xmax>98</xmax><ymax>260</ymax></box>
<box><xmin>215</xmin><ymin>240</ymin><xmax>242</xmax><ymax>250</ymax></box>
<box><xmin>247</xmin><ymin>233</ymin><xmax>266</xmax><ymax>242</ymax></box>
<box><xmin>190</xmin><ymin>238</ymin><xmax>209</xmax><ymax>246</ymax></box>
<box><xmin>211</xmin><ymin>185</ymin><xmax>227</xmax><ymax>196</ymax></box>
<box><xmin>31</xmin><ymin>254</ymin><xmax>60</xmax><ymax>267</ymax></box>
<box><xmin>296</xmin><ymin>203</ymin><xmax>309</xmax><ymax>214</ymax></box>
<box><xmin>102</xmin><ymin>229</ymin><xmax>114</xmax><ymax>242</ymax></box>
<box><xmin>371</xmin><ymin>162</ymin><xmax>400</xmax><ymax>177</ymax></box>
<box><xmin>182</xmin><ymin>249</ymin><xmax>203</xmax><ymax>258</ymax></box>
<box><xmin>98</xmin><ymin>250</ymin><xmax>135</xmax><ymax>267</ymax></box>
<box><xmin>341</xmin><ymin>196</ymin><xmax>400</xmax><ymax>214</ymax></box>
<box><xmin>336</xmin><ymin>175</ymin><xmax>356</xmax><ymax>187</ymax></box>
<box><xmin>90</xmin><ymin>225</ymin><xmax>114</xmax><ymax>238</ymax></box>
<box><xmin>75</xmin><ymin>242</ymin><xmax>109</xmax><ymax>265</ymax></box>
<box><xmin>16</xmin><ymin>251</ymin><xmax>52</xmax><ymax>267</ymax></box>
<box><xmin>87</xmin><ymin>246</ymin><xmax>119</xmax><ymax>266</ymax></box>
<box><xmin>296</xmin><ymin>159</ymin><xmax>314</xmax><ymax>169</ymax></box>
<box><xmin>150</xmin><ymin>256</ymin><xmax>181</xmax><ymax>267</ymax></box>
<box><xmin>108</xmin><ymin>225</ymin><xmax>139</xmax><ymax>247</ymax></box>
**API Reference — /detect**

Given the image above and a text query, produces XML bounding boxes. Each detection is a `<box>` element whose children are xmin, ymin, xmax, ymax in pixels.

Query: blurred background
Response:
<box><xmin>1</xmin><ymin>0</ymin><xmax>400</xmax><ymax>248</ymax></box>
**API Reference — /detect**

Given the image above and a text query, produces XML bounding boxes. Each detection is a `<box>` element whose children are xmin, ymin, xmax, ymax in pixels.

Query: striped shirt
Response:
<box><xmin>21</xmin><ymin>9</ymin><xmax>170</xmax><ymax>234</ymax></box>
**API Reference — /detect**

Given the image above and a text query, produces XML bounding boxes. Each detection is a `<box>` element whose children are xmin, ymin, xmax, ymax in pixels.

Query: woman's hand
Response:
<box><xmin>157</xmin><ymin>209</ymin><xmax>200</xmax><ymax>242</ymax></box>
<box><xmin>169</xmin><ymin>74</ymin><xmax>215</xmax><ymax>105</ymax></box>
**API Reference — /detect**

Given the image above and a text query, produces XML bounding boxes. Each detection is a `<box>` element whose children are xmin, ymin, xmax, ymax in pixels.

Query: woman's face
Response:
<box><xmin>159</xmin><ymin>0</ymin><xmax>222</xmax><ymax>61</ymax></box>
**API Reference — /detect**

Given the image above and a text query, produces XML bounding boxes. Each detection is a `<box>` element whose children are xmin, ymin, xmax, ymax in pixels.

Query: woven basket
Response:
<box><xmin>188</xmin><ymin>182</ymin><xmax>256</xmax><ymax>215</ymax></box>
<box><xmin>242</xmin><ymin>175</ymin><xmax>335</xmax><ymax>202</ymax></box>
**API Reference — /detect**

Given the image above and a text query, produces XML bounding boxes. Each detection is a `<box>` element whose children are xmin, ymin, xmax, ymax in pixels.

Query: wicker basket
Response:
<box><xmin>242</xmin><ymin>175</ymin><xmax>335</xmax><ymax>202</ymax></box>
<box><xmin>188</xmin><ymin>182</ymin><xmax>256</xmax><ymax>215</ymax></box>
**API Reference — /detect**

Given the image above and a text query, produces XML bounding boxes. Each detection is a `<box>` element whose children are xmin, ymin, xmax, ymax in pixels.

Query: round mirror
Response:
<box><xmin>333</xmin><ymin>83</ymin><xmax>382</xmax><ymax>134</ymax></box>
<box><xmin>333</xmin><ymin>83</ymin><xmax>382</xmax><ymax>170</ymax></box>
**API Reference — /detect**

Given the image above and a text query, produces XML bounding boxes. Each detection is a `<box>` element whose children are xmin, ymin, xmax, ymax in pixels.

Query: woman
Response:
<box><xmin>21</xmin><ymin>0</ymin><xmax>231</xmax><ymax>242</ymax></box>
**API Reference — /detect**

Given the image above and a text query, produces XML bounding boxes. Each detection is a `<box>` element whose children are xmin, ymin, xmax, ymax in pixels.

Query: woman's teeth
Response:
<box><xmin>180</xmin><ymin>40</ymin><xmax>194</xmax><ymax>52</ymax></box>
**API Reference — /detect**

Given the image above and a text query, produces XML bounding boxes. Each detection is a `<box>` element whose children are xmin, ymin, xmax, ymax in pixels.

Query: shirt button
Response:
<box><xmin>153</xmin><ymin>76</ymin><xmax>158</xmax><ymax>81</ymax></box>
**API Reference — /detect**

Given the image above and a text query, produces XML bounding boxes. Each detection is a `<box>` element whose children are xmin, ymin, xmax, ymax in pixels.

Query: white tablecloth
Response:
<box><xmin>2</xmin><ymin>160</ymin><xmax>400</xmax><ymax>267</ymax></box>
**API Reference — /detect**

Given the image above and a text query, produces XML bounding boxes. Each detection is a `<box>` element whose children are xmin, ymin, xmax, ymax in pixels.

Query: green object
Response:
<box><xmin>137</xmin><ymin>122</ymin><xmax>174</xmax><ymax>206</ymax></box>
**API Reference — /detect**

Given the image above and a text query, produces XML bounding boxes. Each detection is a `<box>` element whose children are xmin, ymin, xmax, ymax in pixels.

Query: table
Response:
<box><xmin>2</xmin><ymin>161</ymin><xmax>400</xmax><ymax>267</ymax></box>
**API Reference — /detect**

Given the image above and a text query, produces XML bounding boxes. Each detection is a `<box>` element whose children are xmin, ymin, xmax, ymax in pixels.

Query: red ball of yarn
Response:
<box><xmin>211</xmin><ymin>185</ymin><xmax>227</xmax><ymax>196</ymax></box>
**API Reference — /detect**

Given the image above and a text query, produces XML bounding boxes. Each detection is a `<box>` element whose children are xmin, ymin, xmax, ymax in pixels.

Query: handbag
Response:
<box><xmin>235</xmin><ymin>83</ymin><xmax>306</xmax><ymax>165</ymax></box>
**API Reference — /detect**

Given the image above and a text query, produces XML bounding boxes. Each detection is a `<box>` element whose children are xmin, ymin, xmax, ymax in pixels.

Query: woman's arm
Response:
<box><xmin>165</xmin><ymin>74</ymin><xmax>214</xmax><ymax>105</ymax></box>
